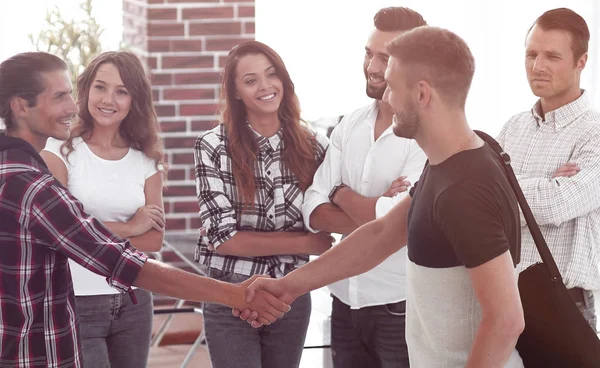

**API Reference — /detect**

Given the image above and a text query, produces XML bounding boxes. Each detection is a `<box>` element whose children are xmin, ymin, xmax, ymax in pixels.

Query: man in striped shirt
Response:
<box><xmin>497</xmin><ymin>8</ymin><xmax>599</xmax><ymax>331</ymax></box>
<box><xmin>0</xmin><ymin>52</ymin><xmax>289</xmax><ymax>368</ymax></box>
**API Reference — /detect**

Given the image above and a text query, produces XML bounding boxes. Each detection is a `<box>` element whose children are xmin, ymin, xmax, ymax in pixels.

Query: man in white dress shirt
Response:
<box><xmin>301</xmin><ymin>7</ymin><xmax>427</xmax><ymax>367</ymax></box>
<box><xmin>497</xmin><ymin>8</ymin><xmax>599</xmax><ymax>331</ymax></box>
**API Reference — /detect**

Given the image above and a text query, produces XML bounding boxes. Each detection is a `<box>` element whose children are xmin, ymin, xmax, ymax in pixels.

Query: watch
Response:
<box><xmin>328</xmin><ymin>183</ymin><xmax>347</xmax><ymax>204</ymax></box>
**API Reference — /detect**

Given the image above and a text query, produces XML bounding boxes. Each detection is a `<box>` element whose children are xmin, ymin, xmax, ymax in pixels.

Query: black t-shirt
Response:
<box><xmin>407</xmin><ymin>143</ymin><xmax>520</xmax><ymax>269</ymax></box>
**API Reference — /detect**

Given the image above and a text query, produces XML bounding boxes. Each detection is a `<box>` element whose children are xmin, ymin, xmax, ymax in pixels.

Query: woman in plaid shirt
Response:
<box><xmin>194</xmin><ymin>41</ymin><xmax>333</xmax><ymax>368</ymax></box>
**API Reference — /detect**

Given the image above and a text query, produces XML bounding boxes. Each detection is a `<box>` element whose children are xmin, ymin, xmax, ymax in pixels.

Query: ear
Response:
<box><xmin>9</xmin><ymin>96</ymin><xmax>31</xmax><ymax>121</ymax></box>
<box><xmin>416</xmin><ymin>81</ymin><xmax>432</xmax><ymax>107</ymax></box>
<box><xmin>576</xmin><ymin>52</ymin><xmax>588</xmax><ymax>73</ymax></box>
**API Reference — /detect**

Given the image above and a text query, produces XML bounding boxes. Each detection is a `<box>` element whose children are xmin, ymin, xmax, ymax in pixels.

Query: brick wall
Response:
<box><xmin>122</xmin><ymin>0</ymin><xmax>255</xmax><ymax>232</ymax></box>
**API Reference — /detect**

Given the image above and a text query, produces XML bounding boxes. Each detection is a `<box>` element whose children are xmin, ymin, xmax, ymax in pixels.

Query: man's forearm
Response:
<box><xmin>285</xmin><ymin>197</ymin><xmax>410</xmax><ymax>297</ymax></box>
<box><xmin>334</xmin><ymin>187</ymin><xmax>377</xmax><ymax>226</ymax></box>
<box><xmin>134</xmin><ymin>259</ymin><xmax>243</xmax><ymax>308</ymax></box>
<box><xmin>309</xmin><ymin>203</ymin><xmax>358</xmax><ymax>234</ymax></box>
<box><xmin>465</xmin><ymin>317</ymin><xmax>522</xmax><ymax>367</ymax></box>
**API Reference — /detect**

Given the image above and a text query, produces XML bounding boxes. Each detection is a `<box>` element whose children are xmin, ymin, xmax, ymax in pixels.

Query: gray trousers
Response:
<box><xmin>75</xmin><ymin>289</ymin><xmax>153</xmax><ymax>368</ymax></box>
<box><xmin>203</xmin><ymin>270</ymin><xmax>312</xmax><ymax>368</ymax></box>
<box><xmin>577</xmin><ymin>289</ymin><xmax>598</xmax><ymax>332</ymax></box>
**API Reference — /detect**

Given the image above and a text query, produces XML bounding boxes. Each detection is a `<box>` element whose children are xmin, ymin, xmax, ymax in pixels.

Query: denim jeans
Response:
<box><xmin>203</xmin><ymin>269</ymin><xmax>311</xmax><ymax>368</ymax></box>
<box><xmin>576</xmin><ymin>289</ymin><xmax>598</xmax><ymax>332</ymax></box>
<box><xmin>331</xmin><ymin>295</ymin><xmax>410</xmax><ymax>368</ymax></box>
<box><xmin>75</xmin><ymin>289</ymin><xmax>153</xmax><ymax>368</ymax></box>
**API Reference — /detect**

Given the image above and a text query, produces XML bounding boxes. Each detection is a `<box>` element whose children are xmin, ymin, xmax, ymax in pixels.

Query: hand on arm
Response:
<box><xmin>332</xmin><ymin>175</ymin><xmax>411</xmax><ymax>227</ymax></box>
<box><xmin>551</xmin><ymin>162</ymin><xmax>579</xmax><ymax>178</ymax></box>
<box><xmin>465</xmin><ymin>251</ymin><xmax>524</xmax><ymax>367</ymax></box>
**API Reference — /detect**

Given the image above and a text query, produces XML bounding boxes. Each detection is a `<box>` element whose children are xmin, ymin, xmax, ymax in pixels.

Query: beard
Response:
<box><xmin>364</xmin><ymin>67</ymin><xmax>386</xmax><ymax>100</ymax></box>
<box><xmin>392</xmin><ymin>100</ymin><xmax>419</xmax><ymax>139</ymax></box>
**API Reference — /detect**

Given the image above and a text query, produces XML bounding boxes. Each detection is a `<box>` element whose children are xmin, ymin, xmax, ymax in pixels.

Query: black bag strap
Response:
<box><xmin>474</xmin><ymin>130</ymin><xmax>563</xmax><ymax>282</ymax></box>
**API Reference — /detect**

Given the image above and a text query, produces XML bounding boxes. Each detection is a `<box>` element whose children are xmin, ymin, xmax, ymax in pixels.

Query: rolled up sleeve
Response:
<box><xmin>194</xmin><ymin>133</ymin><xmax>238</xmax><ymax>248</ymax></box>
<box><xmin>29</xmin><ymin>178</ymin><xmax>146</xmax><ymax>293</ymax></box>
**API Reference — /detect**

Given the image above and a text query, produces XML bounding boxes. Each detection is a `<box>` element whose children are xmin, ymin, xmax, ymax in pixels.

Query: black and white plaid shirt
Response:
<box><xmin>194</xmin><ymin>123</ymin><xmax>328</xmax><ymax>278</ymax></box>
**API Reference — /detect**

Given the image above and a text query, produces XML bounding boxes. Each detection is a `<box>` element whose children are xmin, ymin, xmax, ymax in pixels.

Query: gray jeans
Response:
<box><xmin>75</xmin><ymin>289</ymin><xmax>153</xmax><ymax>368</ymax></box>
<box><xmin>203</xmin><ymin>270</ymin><xmax>311</xmax><ymax>368</ymax></box>
<box><xmin>576</xmin><ymin>289</ymin><xmax>597</xmax><ymax>332</ymax></box>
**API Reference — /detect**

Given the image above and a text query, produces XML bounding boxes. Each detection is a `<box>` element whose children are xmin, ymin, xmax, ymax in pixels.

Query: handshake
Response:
<box><xmin>227</xmin><ymin>274</ymin><xmax>300</xmax><ymax>328</ymax></box>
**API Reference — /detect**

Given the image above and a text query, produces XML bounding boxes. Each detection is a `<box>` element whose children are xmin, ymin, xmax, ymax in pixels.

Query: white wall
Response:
<box><xmin>256</xmin><ymin>0</ymin><xmax>599</xmax><ymax>135</ymax></box>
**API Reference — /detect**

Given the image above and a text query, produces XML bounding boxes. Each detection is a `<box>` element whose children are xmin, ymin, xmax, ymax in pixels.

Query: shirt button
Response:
<box><xmin>268</xmin><ymin>214</ymin><xmax>274</xmax><ymax>219</ymax></box>
<box><xmin>267</xmin><ymin>170</ymin><xmax>271</xmax><ymax>175</ymax></box>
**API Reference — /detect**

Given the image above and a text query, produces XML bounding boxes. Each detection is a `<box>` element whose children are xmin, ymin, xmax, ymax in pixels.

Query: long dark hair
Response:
<box><xmin>220</xmin><ymin>41</ymin><xmax>319</xmax><ymax>206</ymax></box>
<box><xmin>63</xmin><ymin>51</ymin><xmax>166</xmax><ymax>172</ymax></box>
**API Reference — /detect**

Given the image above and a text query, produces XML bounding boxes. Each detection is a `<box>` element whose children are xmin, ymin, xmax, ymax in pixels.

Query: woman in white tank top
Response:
<box><xmin>41</xmin><ymin>51</ymin><xmax>166</xmax><ymax>368</ymax></box>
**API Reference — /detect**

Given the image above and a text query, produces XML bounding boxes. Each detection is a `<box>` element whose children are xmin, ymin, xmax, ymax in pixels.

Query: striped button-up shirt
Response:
<box><xmin>194</xmin><ymin>124</ymin><xmax>328</xmax><ymax>278</ymax></box>
<box><xmin>0</xmin><ymin>134</ymin><xmax>147</xmax><ymax>368</ymax></box>
<box><xmin>497</xmin><ymin>91</ymin><xmax>600</xmax><ymax>290</ymax></box>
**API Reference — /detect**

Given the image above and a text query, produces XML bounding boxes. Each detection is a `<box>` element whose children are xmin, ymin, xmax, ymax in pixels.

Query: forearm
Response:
<box><xmin>285</xmin><ymin>216</ymin><xmax>405</xmax><ymax>297</ymax></box>
<box><xmin>335</xmin><ymin>187</ymin><xmax>377</xmax><ymax>226</ymax></box>
<box><xmin>104</xmin><ymin>221</ymin><xmax>135</xmax><ymax>239</ymax></box>
<box><xmin>134</xmin><ymin>259</ymin><xmax>243</xmax><ymax>307</ymax></box>
<box><xmin>309</xmin><ymin>204</ymin><xmax>358</xmax><ymax>235</ymax></box>
<box><xmin>466</xmin><ymin>318</ymin><xmax>521</xmax><ymax>367</ymax></box>
<box><xmin>216</xmin><ymin>231</ymin><xmax>308</xmax><ymax>257</ymax></box>
<box><xmin>127</xmin><ymin>229</ymin><xmax>163</xmax><ymax>252</ymax></box>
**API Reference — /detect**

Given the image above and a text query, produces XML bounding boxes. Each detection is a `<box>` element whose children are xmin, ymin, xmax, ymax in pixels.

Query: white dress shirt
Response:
<box><xmin>303</xmin><ymin>101</ymin><xmax>427</xmax><ymax>308</ymax></box>
<box><xmin>497</xmin><ymin>91</ymin><xmax>600</xmax><ymax>291</ymax></box>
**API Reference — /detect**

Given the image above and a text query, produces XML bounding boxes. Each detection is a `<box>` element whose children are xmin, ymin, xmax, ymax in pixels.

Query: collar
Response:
<box><xmin>530</xmin><ymin>90</ymin><xmax>591</xmax><ymax>130</ymax></box>
<box><xmin>247</xmin><ymin>124</ymin><xmax>284</xmax><ymax>152</ymax></box>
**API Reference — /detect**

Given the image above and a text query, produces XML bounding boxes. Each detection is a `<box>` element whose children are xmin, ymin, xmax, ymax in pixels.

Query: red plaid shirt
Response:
<box><xmin>0</xmin><ymin>135</ymin><xmax>147</xmax><ymax>368</ymax></box>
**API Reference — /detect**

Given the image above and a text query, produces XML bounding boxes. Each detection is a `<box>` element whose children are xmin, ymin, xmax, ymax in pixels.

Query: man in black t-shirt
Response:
<box><xmin>241</xmin><ymin>26</ymin><xmax>525</xmax><ymax>367</ymax></box>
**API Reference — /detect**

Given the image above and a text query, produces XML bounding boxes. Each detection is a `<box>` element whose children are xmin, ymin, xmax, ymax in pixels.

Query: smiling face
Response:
<box><xmin>19</xmin><ymin>69</ymin><xmax>78</xmax><ymax>147</ymax></box>
<box><xmin>233</xmin><ymin>53</ymin><xmax>284</xmax><ymax>119</ymax></box>
<box><xmin>87</xmin><ymin>62</ymin><xmax>132</xmax><ymax>128</ymax></box>
<box><xmin>384</xmin><ymin>57</ymin><xmax>420</xmax><ymax>139</ymax></box>
<box><xmin>525</xmin><ymin>24</ymin><xmax>586</xmax><ymax>111</ymax></box>
<box><xmin>364</xmin><ymin>28</ymin><xmax>405</xmax><ymax>100</ymax></box>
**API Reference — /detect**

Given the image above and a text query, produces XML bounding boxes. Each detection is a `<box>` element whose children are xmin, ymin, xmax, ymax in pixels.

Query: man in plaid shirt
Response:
<box><xmin>0</xmin><ymin>52</ymin><xmax>289</xmax><ymax>368</ymax></box>
<box><xmin>497</xmin><ymin>8</ymin><xmax>600</xmax><ymax>331</ymax></box>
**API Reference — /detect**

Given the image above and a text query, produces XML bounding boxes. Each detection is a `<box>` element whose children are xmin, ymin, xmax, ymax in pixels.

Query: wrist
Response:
<box><xmin>328</xmin><ymin>183</ymin><xmax>347</xmax><ymax>205</ymax></box>
<box><xmin>333</xmin><ymin>186</ymin><xmax>350</xmax><ymax>206</ymax></box>
<box><xmin>222</xmin><ymin>281</ymin><xmax>245</xmax><ymax>309</ymax></box>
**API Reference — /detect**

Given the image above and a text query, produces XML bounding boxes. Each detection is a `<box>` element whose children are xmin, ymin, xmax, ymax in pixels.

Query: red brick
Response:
<box><xmin>148</xmin><ymin>23</ymin><xmax>185</xmax><ymax>37</ymax></box>
<box><xmin>149</xmin><ymin>39</ymin><xmax>170</xmax><ymax>52</ymax></box>
<box><xmin>206</xmin><ymin>37</ymin><xmax>252</xmax><ymax>52</ymax></box>
<box><xmin>150</xmin><ymin>72</ymin><xmax>172</xmax><ymax>85</ymax></box>
<box><xmin>218</xmin><ymin>55</ymin><xmax>228</xmax><ymax>68</ymax></box>
<box><xmin>238</xmin><ymin>6</ymin><xmax>254</xmax><ymax>17</ymax></box>
<box><xmin>165</xmin><ymin>217</ymin><xmax>187</xmax><ymax>230</ymax></box>
<box><xmin>182</xmin><ymin>6</ymin><xmax>234</xmax><ymax>20</ymax></box>
<box><xmin>243</xmin><ymin>21</ymin><xmax>255</xmax><ymax>34</ymax></box>
<box><xmin>155</xmin><ymin>104</ymin><xmax>175</xmax><ymax>117</ymax></box>
<box><xmin>174</xmin><ymin>72</ymin><xmax>222</xmax><ymax>85</ymax></box>
<box><xmin>189</xmin><ymin>21</ymin><xmax>242</xmax><ymax>36</ymax></box>
<box><xmin>172</xmin><ymin>152</ymin><xmax>195</xmax><ymax>165</ymax></box>
<box><xmin>188</xmin><ymin>167</ymin><xmax>196</xmax><ymax>179</ymax></box>
<box><xmin>162</xmin><ymin>56</ymin><xmax>214</xmax><ymax>69</ymax></box>
<box><xmin>164</xmin><ymin>88</ymin><xmax>215</xmax><ymax>100</ymax></box>
<box><xmin>164</xmin><ymin>137</ymin><xmax>198</xmax><ymax>149</ymax></box>
<box><xmin>152</xmin><ymin>90</ymin><xmax>159</xmax><ymax>101</ymax></box>
<box><xmin>191</xmin><ymin>120</ymin><xmax>218</xmax><ymax>131</ymax></box>
<box><xmin>164</xmin><ymin>184</ymin><xmax>197</xmax><ymax>196</ymax></box>
<box><xmin>148</xmin><ymin>57</ymin><xmax>158</xmax><ymax>69</ymax></box>
<box><xmin>148</xmin><ymin>0</ymin><xmax>165</xmax><ymax>3</ymax></box>
<box><xmin>190</xmin><ymin>217</ymin><xmax>203</xmax><ymax>229</ymax></box>
<box><xmin>149</xmin><ymin>8</ymin><xmax>177</xmax><ymax>20</ymax></box>
<box><xmin>167</xmin><ymin>168</ymin><xmax>187</xmax><ymax>181</ymax></box>
<box><xmin>170</xmin><ymin>39</ymin><xmax>204</xmax><ymax>52</ymax></box>
<box><xmin>160</xmin><ymin>120</ymin><xmax>187</xmax><ymax>132</ymax></box>
<box><xmin>174</xmin><ymin>201</ymin><xmax>200</xmax><ymax>213</ymax></box>
<box><xmin>180</xmin><ymin>104</ymin><xmax>218</xmax><ymax>116</ymax></box>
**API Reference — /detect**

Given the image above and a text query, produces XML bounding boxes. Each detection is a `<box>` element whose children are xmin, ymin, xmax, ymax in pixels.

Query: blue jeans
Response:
<box><xmin>203</xmin><ymin>270</ymin><xmax>311</xmax><ymax>368</ymax></box>
<box><xmin>75</xmin><ymin>289</ymin><xmax>153</xmax><ymax>368</ymax></box>
<box><xmin>331</xmin><ymin>295</ymin><xmax>410</xmax><ymax>368</ymax></box>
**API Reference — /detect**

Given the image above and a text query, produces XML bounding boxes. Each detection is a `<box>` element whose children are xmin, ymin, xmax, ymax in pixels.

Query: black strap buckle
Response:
<box><xmin>500</xmin><ymin>151</ymin><xmax>511</xmax><ymax>165</ymax></box>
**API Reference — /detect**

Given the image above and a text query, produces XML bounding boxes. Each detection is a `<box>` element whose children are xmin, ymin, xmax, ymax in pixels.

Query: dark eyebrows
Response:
<box><xmin>242</xmin><ymin>65</ymin><xmax>275</xmax><ymax>79</ymax></box>
<box><xmin>53</xmin><ymin>89</ymin><xmax>72</xmax><ymax>99</ymax></box>
<box><xmin>93</xmin><ymin>79</ymin><xmax>126</xmax><ymax>88</ymax></box>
